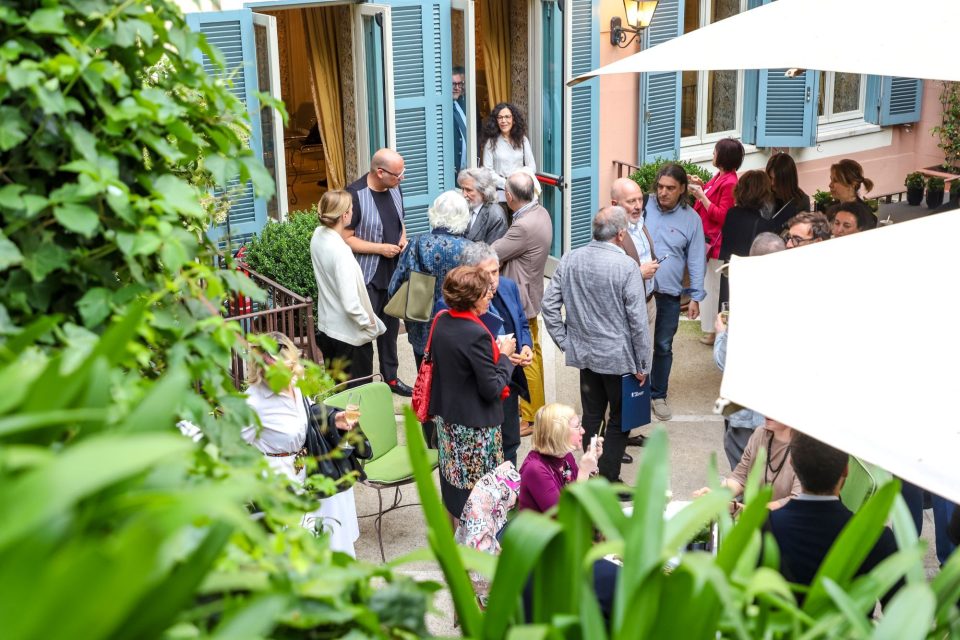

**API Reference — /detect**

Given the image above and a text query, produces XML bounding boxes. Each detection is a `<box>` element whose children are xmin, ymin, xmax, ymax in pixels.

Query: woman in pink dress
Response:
<box><xmin>688</xmin><ymin>138</ymin><xmax>744</xmax><ymax>345</ymax></box>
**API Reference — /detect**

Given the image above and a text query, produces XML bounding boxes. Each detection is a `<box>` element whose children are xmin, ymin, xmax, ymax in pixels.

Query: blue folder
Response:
<box><xmin>621</xmin><ymin>374</ymin><xmax>651</xmax><ymax>431</ymax></box>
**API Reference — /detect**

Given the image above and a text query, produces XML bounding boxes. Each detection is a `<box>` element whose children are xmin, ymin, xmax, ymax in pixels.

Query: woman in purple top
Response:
<box><xmin>519</xmin><ymin>403</ymin><xmax>602</xmax><ymax>513</ymax></box>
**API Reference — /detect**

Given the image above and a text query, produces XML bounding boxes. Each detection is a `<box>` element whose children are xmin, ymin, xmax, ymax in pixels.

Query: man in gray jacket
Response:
<box><xmin>541</xmin><ymin>206</ymin><xmax>652</xmax><ymax>486</ymax></box>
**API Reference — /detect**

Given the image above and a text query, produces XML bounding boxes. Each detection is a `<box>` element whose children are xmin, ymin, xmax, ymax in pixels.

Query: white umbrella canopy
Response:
<box><xmin>570</xmin><ymin>0</ymin><xmax>960</xmax><ymax>85</ymax></box>
<box><xmin>721</xmin><ymin>212</ymin><xmax>960</xmax><ymax>504</ymax></box>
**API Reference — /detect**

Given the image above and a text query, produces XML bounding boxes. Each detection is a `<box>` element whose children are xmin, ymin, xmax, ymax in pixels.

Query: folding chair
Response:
<box><xmin>324</xmin><ymin>381</ymin><xmax>438</xmax><ymax>561</ymax></box>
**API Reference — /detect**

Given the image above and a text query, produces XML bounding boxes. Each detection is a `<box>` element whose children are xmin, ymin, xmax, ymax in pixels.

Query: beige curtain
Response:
<box><xmin>302</xmin><ymin>8</ymin><xmax>346</xmax><ymax>190</ymax></box>
<box><xmin>479</xmin><ymin>0</ymin><xmax>511</xmax><ymax>108</ymax></box>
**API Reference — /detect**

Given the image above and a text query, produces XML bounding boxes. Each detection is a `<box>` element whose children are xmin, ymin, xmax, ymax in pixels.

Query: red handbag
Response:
<box><xmin>411</xmin><ymin>311</ymin><xmax>448</xmax><ymax>422</ymax></box>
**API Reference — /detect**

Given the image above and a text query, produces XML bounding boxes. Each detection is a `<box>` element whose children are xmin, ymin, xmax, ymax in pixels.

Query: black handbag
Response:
<box><xmin>302</xmin><ymin>397</ymin><xmax>372</xmax><ymax>490</ymax></box>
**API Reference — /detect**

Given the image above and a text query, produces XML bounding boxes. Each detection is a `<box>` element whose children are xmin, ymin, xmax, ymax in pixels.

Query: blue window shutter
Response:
<box><xmin>638</xmin><ymin>0</ymin><xmax>682</xmax><ymax>164</ymax></box>
<box><xmin>386</xmin><ymin>0</ymin><xmax>452</xmax><ymax>237</ymax></box>
<box><xmin>186</xmin><ymin>10</ymin><xmax>267</xmax><ymax>250</ymax></box>
<box><xmin>754</xmin><ymin>69</ymin><xmax>819</xmax><ymax>147</ymax></box>
<box><xmin>865</xmin><ymin>76</ymin><xmax>923</xmax><ymax>126</ymax></box>
<box><xmin>568</xmin><ymin>0</ymin><xmax>599</xmax><ymax>250</ymax></box>
<box><xmin>744</xmin><ymin>0</ymin><xmax>817</xmax><ymax>148</ymax></box>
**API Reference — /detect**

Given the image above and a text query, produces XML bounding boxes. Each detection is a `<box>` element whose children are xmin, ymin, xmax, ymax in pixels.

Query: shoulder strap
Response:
<box><xmin>642</xmin><ymin>224</ymin><xmax>657</xmax><ymax>261</ymax></box>
<box><xmin>423</xmin><ymin>309</ymin><xmax>450</xmax><ymax>357</ymax></box>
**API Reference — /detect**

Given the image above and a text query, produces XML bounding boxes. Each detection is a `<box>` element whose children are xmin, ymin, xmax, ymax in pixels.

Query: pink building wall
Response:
<box><xmin>598</xmin><ymin>3</ymin><xmax>641</xmax><ymax>206</ymax></box>
<box><xmin>794</xmin><ymin>82</ymin><xmax>947</xmax><ymax>198</ymax></box>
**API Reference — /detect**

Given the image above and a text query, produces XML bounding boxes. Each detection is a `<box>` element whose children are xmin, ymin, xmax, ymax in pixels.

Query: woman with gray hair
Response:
<box><xmin>458</xmin><ymin>167</ymin><xmax>508</xmax><ymax>244</ymax></box>
<box><xmin>438</xmin><ymin>242</ymin><xmax>533</xmax><ymax>463</ymax></box>
<box><xmin>388</xmin><ymin>190</ymin><xmax>474</xmax><ymax>369</ymax></box>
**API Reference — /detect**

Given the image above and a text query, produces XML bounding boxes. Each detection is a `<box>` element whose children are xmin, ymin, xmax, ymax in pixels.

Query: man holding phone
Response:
<box><xmin>541</xmin><ymin>206</ymin><xmax>652</xmax><ymax>492</ymax></box>
<box><xmin>643</xmin><ymin>164</ymin><xmax>707</xmax><ymax>422</ymax></box>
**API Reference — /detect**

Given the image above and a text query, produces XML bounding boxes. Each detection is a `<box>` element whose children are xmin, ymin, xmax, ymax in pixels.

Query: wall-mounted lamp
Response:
<box><xmin>610</xmin><ymin>0</ymin><xmax>659</xmax><ymax>48</ymax></box>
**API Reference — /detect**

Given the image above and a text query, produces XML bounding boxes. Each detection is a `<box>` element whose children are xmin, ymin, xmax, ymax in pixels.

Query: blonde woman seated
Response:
<box><xmin>693</xmin><ymin>417</ymin><xmax>801</xmax><ymax>511</ymax></box>
<box><xmin>518</xmin><ymin>403</ymin><xmax>602</xmax><ymax>513</ymax></box>
<box><xmin>242</xmin><ymin>332</ymin><xmax>360</xmax><ymax>556</ymax></box>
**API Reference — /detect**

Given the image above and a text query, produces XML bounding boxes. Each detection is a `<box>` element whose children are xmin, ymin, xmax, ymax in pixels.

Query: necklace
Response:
<box><xmin>764</xmin><ymin>429</ymin><xmax>791</xmax><ymax>484</ymax></box>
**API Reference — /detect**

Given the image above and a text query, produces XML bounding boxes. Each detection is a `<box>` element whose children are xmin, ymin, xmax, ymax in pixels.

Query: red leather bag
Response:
<box><xmin>411</xmin><ymin>311</ymin><xmax>448</xmax><ymax>422</ymax></box>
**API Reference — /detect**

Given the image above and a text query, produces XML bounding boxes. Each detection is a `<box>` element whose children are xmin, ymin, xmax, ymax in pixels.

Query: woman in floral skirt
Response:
<box><xmin>427</xmin><ymin>266</ymin><xmax>516</xmax><ymax>525</ymax></box>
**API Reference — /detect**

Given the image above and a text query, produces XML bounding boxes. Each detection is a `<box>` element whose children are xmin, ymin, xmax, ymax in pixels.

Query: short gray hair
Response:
<box><xmin>592</xmin><ymin>206</ymin><xmax>628</xmax><ymax>242</ymax></box>
<box><xmin>749</xmin><ymin>232</ymin><xmax>786</xmax><ymax>256</ymax></box>
<box><xmin>458</xmin><ymin>167</ymin><xmax>498</xmax><ymax>204</ymax></box>
<box><xmin>505</xmin><ymin>171</ymin><xmax>535</xmax><ymax>203</ymax></box>
<box><xmin>460</xmin><ymin>242</ymin><xmax>499</xmax><ymax>266</ymax></box>
<box><xmin>428</xmin><ymin>190</ymin><xmax>471</xmax><ymax>234</ymax></box>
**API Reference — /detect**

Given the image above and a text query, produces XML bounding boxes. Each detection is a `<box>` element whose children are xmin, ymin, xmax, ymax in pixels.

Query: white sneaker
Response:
<box><xmin>652</xmin><ymin>398</ymin><xmax>672</xmax><ymax>421</ymax></box>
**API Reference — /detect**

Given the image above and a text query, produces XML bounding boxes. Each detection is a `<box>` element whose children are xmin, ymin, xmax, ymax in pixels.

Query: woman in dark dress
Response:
<box><xmin>718</xmin><ymin>170</ymin><xmax>778</xmax><ymax>305</ymax></box>
<box><xmin>766</xmin><ymin>153</ymin><xmax>810</xmax><ymax>232</ymax></box>
<box><xmin>429</xmin><ymin>266</ymin><xmax>516</xmax><ymax>525</ymax></box>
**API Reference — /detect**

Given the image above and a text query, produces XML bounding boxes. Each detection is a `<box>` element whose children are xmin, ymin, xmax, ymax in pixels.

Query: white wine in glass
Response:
<box><xmin>344</xmin><ymin>393</ymin><xmax>360</xmax><ymax>424</ymax></box>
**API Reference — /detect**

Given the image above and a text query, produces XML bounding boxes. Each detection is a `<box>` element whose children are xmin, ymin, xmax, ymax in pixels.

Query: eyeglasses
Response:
<box><xmin>380</xmin><ymin>167</ymin><xmax>405</xmax><ymax>179</ymax></box>
<box><xmin>496</xmin><ymin>115</ymin><xmax>513</xmax><ymax>121</ymax></box>
<box><xmin>782</xmin><ymin>232</ymin><xmax>813</xmax><ymax>247</ymax></box>
<box><xmin>452</xmin><ymin>81</ymin><xmax>465</xmax><ymax>88</ymax></box>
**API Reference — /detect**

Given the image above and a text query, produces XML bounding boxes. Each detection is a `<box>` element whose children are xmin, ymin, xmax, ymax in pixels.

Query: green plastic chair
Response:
<box><xmin>840</xmin><ymin>456</ymin><xmax>891</xmax><ymax>513</ymax></box>
<box><xmin>324</xmin><ymin>381</ymin><xmax>438</xmax><ymax>561</ymax></box>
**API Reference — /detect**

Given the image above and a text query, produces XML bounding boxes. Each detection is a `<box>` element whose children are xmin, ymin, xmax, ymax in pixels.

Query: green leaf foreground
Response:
<box><xmin>404</xmin><ymin>413</ymin><xmax>953</xmax><ymax>638</ymax></box>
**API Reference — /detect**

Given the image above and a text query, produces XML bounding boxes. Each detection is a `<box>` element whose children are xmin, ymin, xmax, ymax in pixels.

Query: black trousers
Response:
<box><xmin>501</xmin><ymin>389</ymin><xmax>521</xmax><ymax>468</ymax></box>
<box><xmin>315</xmin><ymin>331</ymin><xmax>373</xmax><ymax>388</ymax></box>
<box><xmin>366</xmin><ymin>285</ymin><xmax>399</xmax><ymax>381</ymax></box>
<box><xmin>579</xmin><ymin>368</ymin><xmax>627</xmax><ymax>483</ymax></box>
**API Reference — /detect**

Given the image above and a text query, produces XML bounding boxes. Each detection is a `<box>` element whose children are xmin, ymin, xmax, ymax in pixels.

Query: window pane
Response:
<box><xmin>681</xmin><ymin>70</ymin><xmax>698</xmax><ymax>137</ymax></box>
<box><xmin>707</xmin><ymin>70</ymin><xmax>737</xmax><ymax>133</ymax></box>
<box><xmin>713</xmin><ymin>0</ymin><xmax>739</xmax><ymax>22</ymax></box>
<box><xmin>832</xmin><ymin>73</ymin><xmax>861</xmax><ymax>114</ymax></box>
<box><xmin>817</xmin><ymin>71</ymin><xmax>826</xmax><ymax>116</ymax></box>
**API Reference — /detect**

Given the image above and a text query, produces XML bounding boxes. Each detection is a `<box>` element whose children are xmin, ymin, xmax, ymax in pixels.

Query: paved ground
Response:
<box><xmin>352</xmin><ymin>307</ymin><xmax>941</xmax><ymax>635</ymax></box>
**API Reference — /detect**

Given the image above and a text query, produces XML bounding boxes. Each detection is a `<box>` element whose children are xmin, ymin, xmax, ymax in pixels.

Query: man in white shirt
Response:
<box><xmin>610</xmin><ymin>178</ymin><xmax>659</xmax><ymax>337</ymax></box>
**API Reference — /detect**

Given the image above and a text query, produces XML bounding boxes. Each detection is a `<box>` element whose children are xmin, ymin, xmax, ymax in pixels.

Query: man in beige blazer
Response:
<box><xmin>492</xmin><ymin>171</ymin><xmax>553</xmax><ymax>434</ymax></box>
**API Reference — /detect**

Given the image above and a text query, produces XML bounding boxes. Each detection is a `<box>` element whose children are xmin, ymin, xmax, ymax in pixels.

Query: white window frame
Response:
<box><xmin>680</xmin><ymin>0</ymin><xmax>746</xmax><ymax>149</ymax></box>
<box><xmin>818</xmin><ymin>71</ymin><xmax>866</xmax><ymax>125</ymax></box>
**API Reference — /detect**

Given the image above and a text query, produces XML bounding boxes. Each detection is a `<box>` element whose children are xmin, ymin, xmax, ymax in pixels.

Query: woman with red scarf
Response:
<box><xmin>689</xmin><ymin>137</ymin><xmax>744</xmax><ymax>345</ymax></box>
<box><xmin>428</xmin><ymin>266</ymin><xmax>517</xmax><ymax>524</ymax></box>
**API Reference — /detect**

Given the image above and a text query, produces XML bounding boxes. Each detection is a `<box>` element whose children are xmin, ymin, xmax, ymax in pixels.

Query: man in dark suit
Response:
<box><xmin>459</xmin><ymin>167</ymin><xmax>508</xmax><ymax>245</ymax></box>
<box><xmin>767</xmin><ymin>432</ymin><xmax>899</xmax><ymax>607</ymax></box>
<box><xmin>443</xmin><ymin>242</ymin><xmax>532</xmax><ymax>466</ymax></box>
<box><xmin>452</xmin><ymin>66</ymin><xmax>468</xmax><ymax>179</ymax></box>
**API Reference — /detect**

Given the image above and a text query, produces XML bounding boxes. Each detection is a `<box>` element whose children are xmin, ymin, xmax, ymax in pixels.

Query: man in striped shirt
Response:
<box><xmin>344</xmin><ymin>148</ymin><xmax>412</xmax><ymax>396</ymax></box>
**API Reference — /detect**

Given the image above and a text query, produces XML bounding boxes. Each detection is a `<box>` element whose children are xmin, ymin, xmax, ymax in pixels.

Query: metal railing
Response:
<box><xmin>222</xmin><ymin>267</ymin><xmax>320</xmax><ymax>389</ymax></box>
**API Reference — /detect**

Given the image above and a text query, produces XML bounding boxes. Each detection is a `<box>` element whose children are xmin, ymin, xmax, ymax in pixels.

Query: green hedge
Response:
<box><xmin>243</xmin><ymin>208</ymin><xmax>320</xmax><ymax>300</ymax></box>
<box><xmin>628</xmin><ymin>157</ymin><xmax>714</xmax><ymax>194</ymax></box>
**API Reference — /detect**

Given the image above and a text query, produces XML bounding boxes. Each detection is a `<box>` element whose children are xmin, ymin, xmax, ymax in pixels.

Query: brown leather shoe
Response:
<box><xmin>519</xmin><ymin>421</ymin><xmax>534</xmax><ymax>437</ymax></box>
<box><xmin>699</xmin><ymin>333</ymin><xmax>716</xmax><ymax>346</ymax></box>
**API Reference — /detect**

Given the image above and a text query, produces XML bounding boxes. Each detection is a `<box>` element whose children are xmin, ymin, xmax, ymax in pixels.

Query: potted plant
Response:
<box><xmin>904</xmin><ymin>171</ymin><xmax>925</xmax><ymax>205</ymax></box>
<box><xmin>926</xmin><ymin>176</ymin><xmax>945</xmax><ymax>209</ymax></box>
<box><xmin>950</xmin><ymin>180</ymin><xmax>960</xmax><ymax>206</ymax></box>
<box><xmin>812</xmin><ymin>189</ymin><xmax>835</xmax><ymax>212</ymax></box>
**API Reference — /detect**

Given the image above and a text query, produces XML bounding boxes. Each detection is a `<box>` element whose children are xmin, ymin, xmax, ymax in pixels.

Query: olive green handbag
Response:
<box><xmin>384</xmin><ymin>240</ymin><xmax>436</xmax><ymax>323</ymax></box>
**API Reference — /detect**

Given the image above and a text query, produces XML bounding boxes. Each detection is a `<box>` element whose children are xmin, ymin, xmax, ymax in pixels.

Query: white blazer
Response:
<box><xmin>310</xmin><ymin>225</ymin><xmax>386</xmax><ymax>346</ymax></box>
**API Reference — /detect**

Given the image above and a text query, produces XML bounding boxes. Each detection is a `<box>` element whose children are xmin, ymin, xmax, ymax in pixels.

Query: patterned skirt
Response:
<box><xmin>435</xmin><ymin>415</ymin><xmax>503</xmax><ymax>518</ymax></box>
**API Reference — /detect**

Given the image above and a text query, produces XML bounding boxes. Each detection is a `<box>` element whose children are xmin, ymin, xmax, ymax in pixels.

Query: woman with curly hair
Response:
<box><xmin>480</xmin><ymin>102</ymin><xmax>536</xmax><ymax>198</ymax></box>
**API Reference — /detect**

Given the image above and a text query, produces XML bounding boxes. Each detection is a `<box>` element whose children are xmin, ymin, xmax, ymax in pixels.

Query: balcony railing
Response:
<box><xmin>222</xmin><ymin>267</ymin><xmax>320</xmax><ymax>389</ymax></box>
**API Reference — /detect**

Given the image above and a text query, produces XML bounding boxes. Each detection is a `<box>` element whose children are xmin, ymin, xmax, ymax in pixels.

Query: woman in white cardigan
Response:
<box><xmin>480</xmin><ymin>102</ymin><xmax>536</xmax><ymax>200</ymax></box>
<box><xmin>310</xmin><ymin>190</ymin><xmax>385</xmax><ymax>384</ymax></box>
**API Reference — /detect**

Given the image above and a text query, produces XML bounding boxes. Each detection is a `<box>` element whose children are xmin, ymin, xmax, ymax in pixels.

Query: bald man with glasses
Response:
<box><xmin>345</xmin><ymin>148</ymin><xmax>412</xmax><ymax>396</ymax></box>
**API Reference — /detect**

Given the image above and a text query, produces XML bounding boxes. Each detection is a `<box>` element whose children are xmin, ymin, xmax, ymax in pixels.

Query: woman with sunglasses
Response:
<box><xmin>480</xmin><ymin>102</ymin><xmax>536</xmax><ymax>199</ymax></box>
